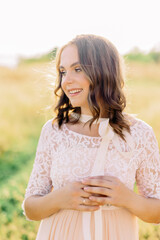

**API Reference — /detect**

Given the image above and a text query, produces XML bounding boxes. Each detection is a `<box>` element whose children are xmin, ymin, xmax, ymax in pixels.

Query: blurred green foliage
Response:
<box><xmin>0</xmin><ymin>158</ymin><xmax>39</xmax><ymax>239</ymax></box>
<box><xmin>125</xmin><ymin>47</ymin><xmax>160</xmax><ymax>63</ymax></box>
<box><xmin>18</xmin><ymin>46</ymin><xmax>160</xmax><ymax>65</ymax></box>
<box><xmin>19</xmin><ymin>47</ymin><xmax>58</xmax><ymax>64</ymax></box>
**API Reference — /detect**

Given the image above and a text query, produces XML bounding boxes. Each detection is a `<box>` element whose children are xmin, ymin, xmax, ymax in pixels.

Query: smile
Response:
<box><xmin>68</xmin><ymin>88</ymin><xmax>83</xmax><ymax>95</ymax></box>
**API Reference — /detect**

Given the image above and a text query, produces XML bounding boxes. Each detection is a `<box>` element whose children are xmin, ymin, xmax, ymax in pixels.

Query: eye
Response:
<box><xmin>75</xmin><ymin>67</ymin><xmax>82</xmax><ymax>72</ymax></box>
<box><xmin>60</xmin><ymin>70</ymin><xmax>66</xmax><ymax>76</ymax></box>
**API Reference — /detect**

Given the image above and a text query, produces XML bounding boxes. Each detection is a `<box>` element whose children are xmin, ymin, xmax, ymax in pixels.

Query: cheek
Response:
<box><xmin>85</xmin><ymin>82</ymin><xmax>90</xmax><ymax>94</ymax></box>
<box><xmin>61</xmin><ymin>80</ymin><xmax>66</xmax><ymax>93</ymax></box>
<box><xmin>82</xmin><ymin>76</ymin><xmax>90</xmax><ymax>88</ymax></box>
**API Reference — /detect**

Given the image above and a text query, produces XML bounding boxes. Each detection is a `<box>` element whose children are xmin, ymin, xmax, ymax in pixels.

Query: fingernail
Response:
<box><xmin>89</xmin><ymin>196</ymin><xmax>94</xmax><ymax>200</ymax></box>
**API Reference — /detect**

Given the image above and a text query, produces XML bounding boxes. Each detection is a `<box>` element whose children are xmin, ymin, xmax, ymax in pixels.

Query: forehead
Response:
<box><xmin>60</xmin><ymin>44</ymin><xmax>79</xmax><ymax>67</ymax></box>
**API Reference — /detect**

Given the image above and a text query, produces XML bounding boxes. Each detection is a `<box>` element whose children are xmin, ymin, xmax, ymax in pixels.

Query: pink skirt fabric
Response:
<box><xmin>36</xmin><ymin>208</ymin><xmax>139</xmax><ymax>240</ymax></box>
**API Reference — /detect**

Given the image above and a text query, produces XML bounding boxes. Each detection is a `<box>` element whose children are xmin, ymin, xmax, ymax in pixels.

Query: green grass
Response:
<box><xmin>0</xmin><ymin>159</ymin><xmax>39</xmax><ymax>240</ymax></box>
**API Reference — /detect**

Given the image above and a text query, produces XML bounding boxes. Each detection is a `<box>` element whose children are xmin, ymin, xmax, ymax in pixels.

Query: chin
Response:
<box><xmin>71</xmin><ymin>103</ymin><xmax>81</xmax><ymax>108</ymax></box>
<box><xmin>69</xmin><ymin>99</ymin><xmax>88</xmax><ymax>109</ymax></box>
<box><xmin>69</xmin><ymin>100</ymin><xmax>80</xmax><ymax>107</ymax></box>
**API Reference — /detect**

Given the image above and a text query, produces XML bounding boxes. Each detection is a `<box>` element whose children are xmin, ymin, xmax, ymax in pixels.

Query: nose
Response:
<box><xmin>62</xmin><ymin>71</ymin><xmax>73</xmax><ymax>83</ymax></box>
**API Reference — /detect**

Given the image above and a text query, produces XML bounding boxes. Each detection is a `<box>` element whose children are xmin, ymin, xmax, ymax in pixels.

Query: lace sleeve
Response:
<box><xmin>136</xmin><ymin>127</ymin><xmax>160</xmax><ymax>199</ymax></box>
<box><xmin>22</xmin><ymin>121</ymin><xmax>53</xmax><ymax>219</ymax></box>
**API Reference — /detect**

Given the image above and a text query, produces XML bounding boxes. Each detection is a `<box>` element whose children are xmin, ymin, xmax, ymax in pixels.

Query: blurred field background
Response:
<box><xmin>0</xmin><ymin>50</ymin><xmax>160</xmax><ymax>239</ymax></box>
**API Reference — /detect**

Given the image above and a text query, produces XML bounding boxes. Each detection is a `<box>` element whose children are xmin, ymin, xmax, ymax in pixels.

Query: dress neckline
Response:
<box><xmin>71</xmin><ymin>112</ymin><xmax>109</xmax><ymax>124</ymax></box>
<box><xmin>70</xmin><ymin>113</ymin><xmax>110</xmax><ymax>137</ymax></box>
<box><xmin>63</xmin><ymin>123</ymin><xmax>102</xmax><ymax>140</ymax></box>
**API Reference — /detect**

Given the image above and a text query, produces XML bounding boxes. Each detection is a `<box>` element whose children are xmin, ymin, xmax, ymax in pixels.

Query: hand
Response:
<box><xmin>58</xmin><ymin>181</ymin><xmax>100</xmax><ymax>212</ymax></box>
<box><xmin>81</xmin><ymin>175</ymin><xmax>134</xmax><ymax>208</ymax></box>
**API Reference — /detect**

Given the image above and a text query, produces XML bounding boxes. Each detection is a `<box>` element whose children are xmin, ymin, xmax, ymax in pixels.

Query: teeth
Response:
<box><xmin>69</xmin><ymin>89</ymin><xmax>82</xmax><ymax>94</ymax></box>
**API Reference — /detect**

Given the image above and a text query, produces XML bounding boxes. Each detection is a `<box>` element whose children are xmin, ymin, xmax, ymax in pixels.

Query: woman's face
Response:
<box><xmin>60</xmin><ymin>44</ymin><xmax>91</xmax><ymax>115</ymax></box>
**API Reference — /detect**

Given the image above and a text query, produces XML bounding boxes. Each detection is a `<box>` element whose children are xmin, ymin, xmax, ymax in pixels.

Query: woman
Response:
<box><xmin>23</xmin><ymin>34</ymin><xmax>160</xmax><ymax>240</ymax></box>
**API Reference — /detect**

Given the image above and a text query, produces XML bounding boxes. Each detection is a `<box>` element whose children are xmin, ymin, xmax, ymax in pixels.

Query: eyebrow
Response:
<box><xmin>59</xmin><ymin>61</ymin><xmax>80</xmax><ymax>69</ymax></box>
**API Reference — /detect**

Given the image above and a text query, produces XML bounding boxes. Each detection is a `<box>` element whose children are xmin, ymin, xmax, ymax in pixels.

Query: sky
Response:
<box><xmin>0</xmin><ymin>0</ymin><xmax>160</xmax><ymax>67</ymax></box>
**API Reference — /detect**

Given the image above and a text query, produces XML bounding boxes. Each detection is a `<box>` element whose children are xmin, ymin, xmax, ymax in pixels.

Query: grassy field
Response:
<box><xmin>0</xmin><ymin>60</ymin><xmax>160</xmax><ymax>239</ymax></box>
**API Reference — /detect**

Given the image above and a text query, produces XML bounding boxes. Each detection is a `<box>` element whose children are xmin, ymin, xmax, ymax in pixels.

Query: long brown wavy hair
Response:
<box><xmin>53</xmin><ymin>34</ymin><xmax>130</xmax><ymax>140</ymax></box>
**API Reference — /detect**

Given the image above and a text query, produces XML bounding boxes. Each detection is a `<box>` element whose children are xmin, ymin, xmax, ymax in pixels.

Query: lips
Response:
<box><xmin>68</xmin><ymin>88</ymin><xmax>83</xmax><ymax>95</ymax></box>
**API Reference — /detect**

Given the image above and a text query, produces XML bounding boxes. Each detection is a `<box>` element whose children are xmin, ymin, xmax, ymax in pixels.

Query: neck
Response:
<box><xmin>71</xmin><ymin>112</ymin><xmax>108</xmax><ymax>124</ymax></box>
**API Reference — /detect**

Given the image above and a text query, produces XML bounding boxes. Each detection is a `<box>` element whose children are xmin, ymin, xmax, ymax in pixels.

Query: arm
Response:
<box><xmin>122</xmin><ymin>189</ymin><xmax>160</xmax><ymax>224</ymax></box>
<box><xmin>122</xmin><ymin>126</ymin><xmax>160</xmax><ymax>223</ymax></box>
<box><xmin>24</xmin><ymin>190</ymin><xmax>61</xmax><ymax>221</ymax></box>
<box><xmin>134</xmin><ymin>127</ymin><xmax>160</xmax><ymax>223</ymax></box>
<box><xmin>82</xmin><ymin>127</ymin><xmax>160</xmax><ymax>223</ymax></box>
<box><xmin>22</xmin><ymin>121</ymin><xmax>53</xmax><ymax>220</ymax></box>
<box><xmin>23</xmin><ymin>121</ymin><xmax>99</xmax><ymax>221</ymax></box>
<box><xmin>82</xmin><ymin>175</ymin><xmax>160</xmax><ymax>223</ymax></box>
<box><xmin>24</xmin><ymin>181</ymin><xmax>100</xmax><ymax>221</ymax></box>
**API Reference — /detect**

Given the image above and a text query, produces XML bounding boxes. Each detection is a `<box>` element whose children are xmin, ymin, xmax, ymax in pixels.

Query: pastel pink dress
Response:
<box><xmin>22</xmin><ymin>117</ymin><xmax>160</xmax><ymax>240</ymax></box>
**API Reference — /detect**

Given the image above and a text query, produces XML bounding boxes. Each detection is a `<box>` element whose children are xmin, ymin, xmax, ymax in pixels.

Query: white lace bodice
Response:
<box><xmin>24</xmin><ymin>117</ymin><xmax>160</xmax><ymax>201</ymax></box>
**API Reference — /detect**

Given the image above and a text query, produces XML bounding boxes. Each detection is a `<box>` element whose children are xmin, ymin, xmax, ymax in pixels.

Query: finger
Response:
<box><xmin>80</xmin><ymin>189</ymin><xmax>92</xmax><ymax>198</ymax></box>
<box><xmin>88</xmin><ymin>175</ymin><xmax>117</xmax><ymax>181</ymax></box>
<box><xmin>82</xmin><ymin>175</ymin><xmax>117</xmax><ymax>184</ymax></box>
<box><xmin>76</xmin><ymin>181</ymin><xmax>89</xmax><ymax>189</ymax></box>
<box><xmin>84</xmin><ymin>186</ymin><xmax>112</xmax><ymax>196</ymax></box>
<box><xmin>78</xmin><ymin>205</ymin><xmax>100</xmax><ymax>212</ymax></box>
<box><xmin>80</xmin><ymin>197</ymin><xmax>100</xmax><ymax>206</ymax></box>
<box><xmin>81</xmin><ymin>178</ymin><xmax>113</xmax><ymax>189</ymax></box>
<box><xmin>89</xmin><ymin>196</ymin><xmax>112</xmax><ymax>206</ymax></box>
